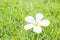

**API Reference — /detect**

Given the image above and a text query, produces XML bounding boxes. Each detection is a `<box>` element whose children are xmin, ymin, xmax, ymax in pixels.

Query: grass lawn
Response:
<box><xmin>0</xmin><ymin>0</ymin><xmax>60</xmax><ymax>40</ymax></box>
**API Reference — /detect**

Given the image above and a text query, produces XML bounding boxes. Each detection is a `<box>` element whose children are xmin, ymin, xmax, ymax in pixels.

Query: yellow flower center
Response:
<box><xmin>34</xmin><ymin>22</ymin><xmax>39</xmax><ymax>27</ymax></box>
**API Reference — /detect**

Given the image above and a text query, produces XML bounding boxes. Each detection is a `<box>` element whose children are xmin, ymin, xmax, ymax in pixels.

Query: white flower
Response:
<box><xmin>24</xmin><ymin>13</ymin><xmax>50</xmax><ymax>33</ymax></box>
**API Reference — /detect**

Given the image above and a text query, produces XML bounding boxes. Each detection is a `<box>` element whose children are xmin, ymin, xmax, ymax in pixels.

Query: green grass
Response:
<box><xmin>0</xmin><ymin>0</ymin><xmax>60</xmax><ymax>40</ymax></box>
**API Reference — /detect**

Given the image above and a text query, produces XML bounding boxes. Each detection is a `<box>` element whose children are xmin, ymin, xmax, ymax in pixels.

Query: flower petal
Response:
<box><xmin>24</xmin><ymin>24</ymin><xmax>33</xmax><ymax>30</ymax></box>
<box><xmin>41</xmin><ymin>19</ymin><xmax>50</xmax><ymax>27</ymax></box>
<box><xmin>33</xmin><ymin>26</ymin><xmax>42</xmax><ymax>33</ymax></box>
<box><xmin>36</xmin><ymin>13</ymin><xmax>43</xmax><ymax>22</ymax></box>
<box><xmin>25</xmin><ymin>16</ymin><xmax>35</xmax><ymax>24</ymax></box>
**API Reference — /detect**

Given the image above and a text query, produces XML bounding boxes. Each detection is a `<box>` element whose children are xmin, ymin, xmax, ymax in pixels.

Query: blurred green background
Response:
<box><xmin>0</xmin><ymin>0</ymin><xmax>60</xmax><ymax>40</ymax></box>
